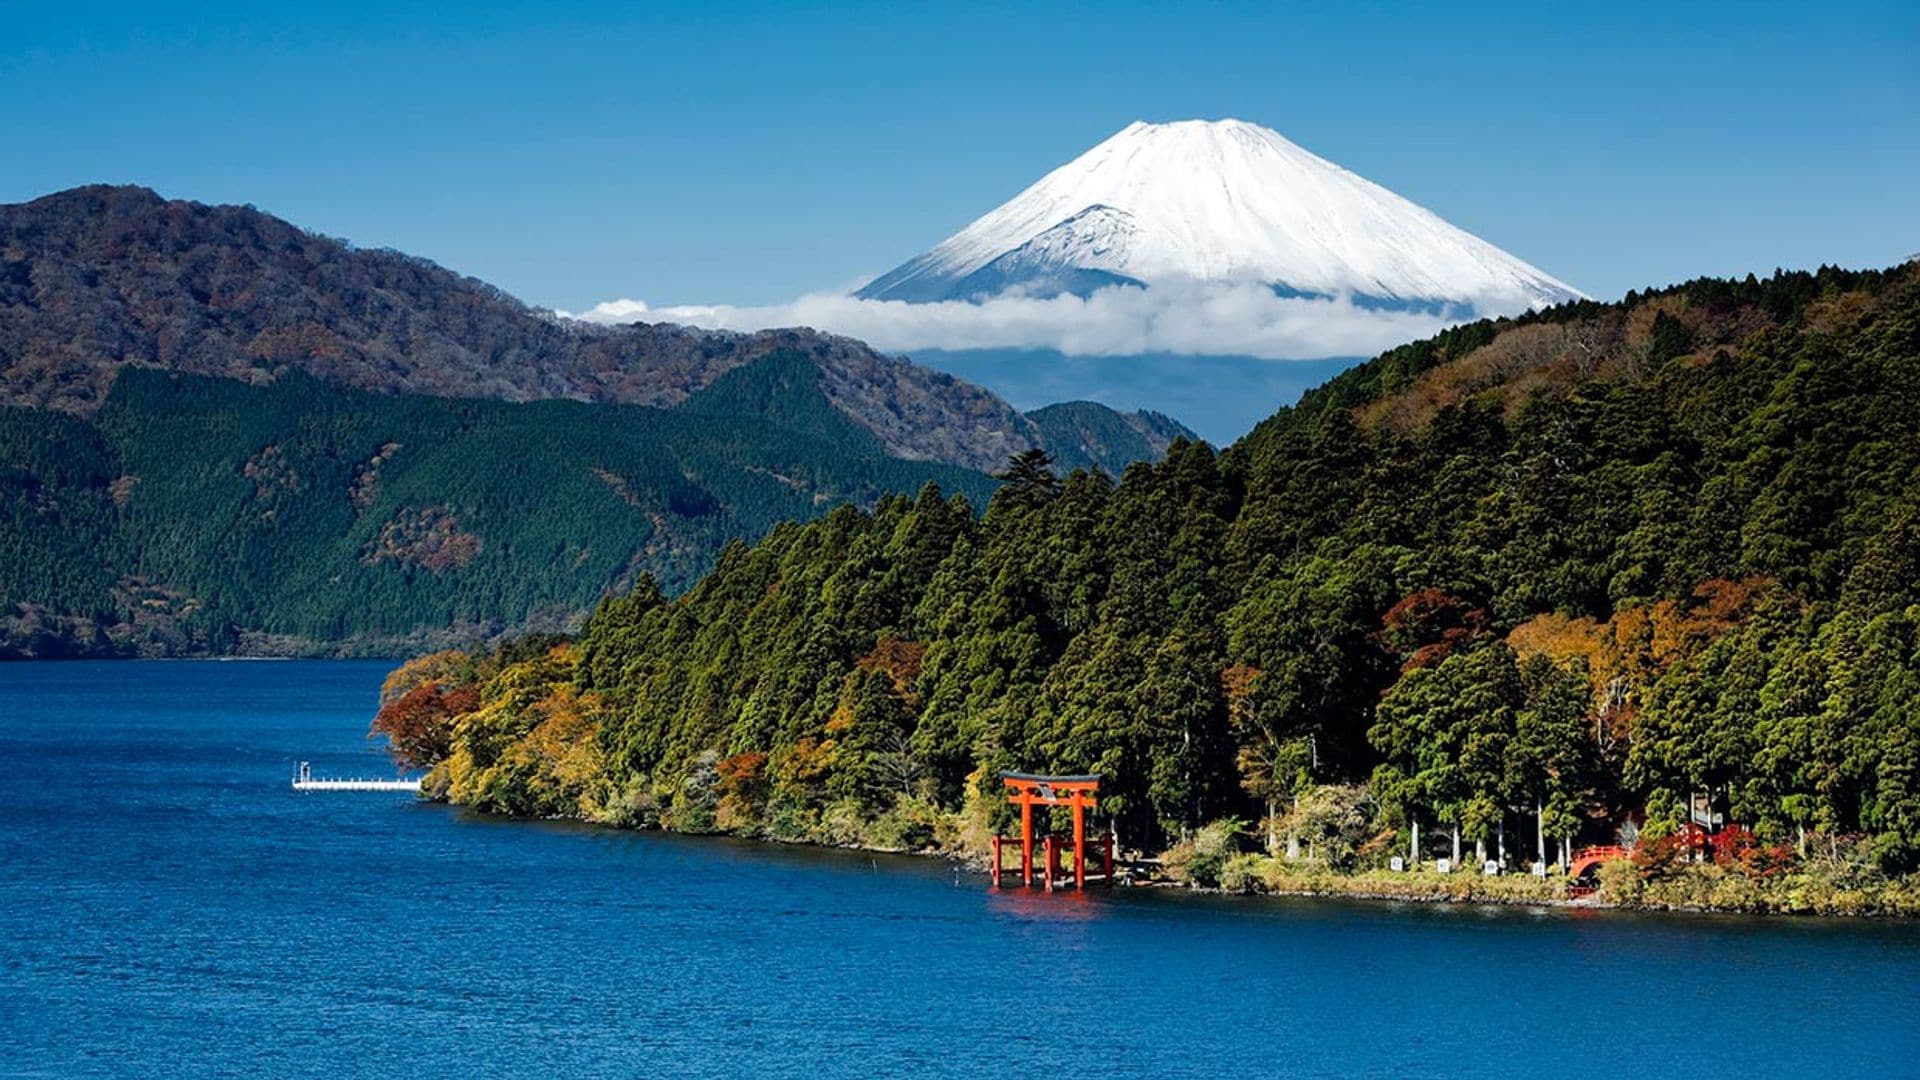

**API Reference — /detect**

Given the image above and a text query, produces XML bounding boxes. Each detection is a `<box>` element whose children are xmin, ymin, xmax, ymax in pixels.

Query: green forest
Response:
<box><xmin>0</xmin><ymin>352</ymin><xmax>994</xmax><ymax>657</ymax></box>
<box><xmin>388</xmin><ymin>262</ymin><xmax>1916</xmax><ymax>913</ymax></box>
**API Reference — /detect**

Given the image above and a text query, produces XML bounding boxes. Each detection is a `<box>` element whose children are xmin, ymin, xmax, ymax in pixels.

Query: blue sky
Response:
<box><xmin>4</xmin><ymin>0</ymin><xmax>1916</xmax><ymax>314</ymax></box>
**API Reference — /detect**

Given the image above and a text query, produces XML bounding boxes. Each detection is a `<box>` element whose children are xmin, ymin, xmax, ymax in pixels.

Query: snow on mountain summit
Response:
<box><xmin>857</xmin><ymin>119</ymin><xmax>1580</xmax><ymax>312</ymax></box>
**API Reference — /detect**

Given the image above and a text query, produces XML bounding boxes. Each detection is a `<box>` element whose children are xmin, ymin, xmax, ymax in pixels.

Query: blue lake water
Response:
<box><xmin>2</xmin><ymin>661</ymin><xmax>1918</xmax><ymax>1078</ymax></box>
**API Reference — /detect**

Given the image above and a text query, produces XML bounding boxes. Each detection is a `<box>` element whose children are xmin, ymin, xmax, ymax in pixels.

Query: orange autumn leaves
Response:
<box><xmin>371</xmin><ymin>644</ymin><xmax>612</xmax><ymax>818</ymax></box>
<box><xmin>371</xmin><ymin>681</ymin><xmax>477</xmax><ymax>769</ymax></box>
<box><xmin>372</xmin><ymin>650</ymin><xmax>478</xmax><ymax>769</ymax></box>
<box><xmin>1505</xmin><ymin>577</ymin><xmax>1773</xmax><ymax>721</ymax></box>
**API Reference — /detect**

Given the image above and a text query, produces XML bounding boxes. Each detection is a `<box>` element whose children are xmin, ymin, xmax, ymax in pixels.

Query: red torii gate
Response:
<box><xmin>991</xmin><ymin>772</ymin><xmax>1113</xmax><ymax>891</ymax></box>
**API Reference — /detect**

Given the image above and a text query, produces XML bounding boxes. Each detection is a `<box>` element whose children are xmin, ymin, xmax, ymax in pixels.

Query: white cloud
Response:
<box><xmin>557</xmin><ymin>281</ymin><xmax>1484</xmax><ymax>360</ymax></box>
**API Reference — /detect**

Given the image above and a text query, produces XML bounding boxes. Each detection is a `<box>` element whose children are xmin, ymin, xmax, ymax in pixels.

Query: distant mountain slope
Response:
<box><xmin>0</xmin><ymin>358</ymin><xmax>995</xmax><ymax>658</ymax></box>
<box><xmin>858</xmin><ymin>119</ymin><xmax>1579</xmax><ymax>313</ymax></box>
<box><xmin>912</xmin><ymin>347</ymin><xmax>1354</xmax><ymax>446</ymax></box>
<box><xmin>0</xmin><ymin>185</ymin><xmax>1175</xmax><ymax>473</ymax></box>
<box><xmin>1024</xmin><ymin>400</ymin><xmax>1194</xmax><ymax>474</ymax></box>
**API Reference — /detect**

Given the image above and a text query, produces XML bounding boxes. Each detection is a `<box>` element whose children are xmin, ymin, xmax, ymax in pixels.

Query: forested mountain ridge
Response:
<box><xmin>1024</xmin><ymin>401</ymin><xmax>1194</xmax><ymax>476</ymax></box>
<box><xmin>0</xmin><ymin>184</ymin><xmax>1185</xmax><ymax>473</ymax></box>
<box><xmin>383</xmin><ymin>262</ymin><xmax>1920</xmax><ymax>904</ymax></box>
<box><xmin>0</xmin><ymin>357</ymin><xmax>995</xmax><ymax>658</ymax></box>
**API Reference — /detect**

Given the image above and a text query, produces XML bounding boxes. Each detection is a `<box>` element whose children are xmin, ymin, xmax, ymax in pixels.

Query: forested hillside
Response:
<box><xmin>0</xmin><ymin>355</ymin><xmax>992</xmax><ymax>657</ymax></box>
<box><xmin>0</xmin><ymin>185</ymin><xmax>1203</xmax><ymax>657</ymax></box>
<box><xmin>0</xmin><ymin>184</ymin><xmax>1186</xmax><ymax>473</ymax></box>
<box><xmin>385</xmin><ymin>263</ymin><xmax>1920</xmax><ymax>906</ymax></box>
<box><xmin>1025</xmin><ymin>401</ymin><xmax>1194</xmax><ymax>476</ymax></box>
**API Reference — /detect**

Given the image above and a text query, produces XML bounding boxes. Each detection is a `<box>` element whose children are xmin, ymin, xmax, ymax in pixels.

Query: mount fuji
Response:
<box><xmin>575</xmin><ymin>119</ymin><xmax>1583</xmax><ymax>441</ymax></box>
<box><xmin>858</xmin><ymin>118</ymin><xmax>1580</xmax><ymax>315</ymax></box>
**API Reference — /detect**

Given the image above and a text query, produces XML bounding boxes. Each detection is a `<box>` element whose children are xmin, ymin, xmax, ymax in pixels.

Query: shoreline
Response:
<box><xmin>430</xmin><ymin>795</ymin><xmax>1919</xmax><ymax>921</ymax></box>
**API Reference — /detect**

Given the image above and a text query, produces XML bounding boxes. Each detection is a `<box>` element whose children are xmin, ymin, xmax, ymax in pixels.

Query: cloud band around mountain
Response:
<box><xmin>561</xmin><ymin>281</ymin><xmax>1487</xmax><ymax>360</ymax></box>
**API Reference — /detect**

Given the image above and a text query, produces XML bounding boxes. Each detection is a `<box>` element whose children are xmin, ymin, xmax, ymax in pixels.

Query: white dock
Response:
<box><xmin>292</xmin><ymin>761</ymin><xmax>422</xmax><ymax>792</ymax></box>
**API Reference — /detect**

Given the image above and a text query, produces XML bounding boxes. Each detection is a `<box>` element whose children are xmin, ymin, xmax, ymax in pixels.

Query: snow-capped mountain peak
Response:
<box><xmin>857</xmin><ymin>118</ymin><xmax>1580</xmax><ymax>312</ymax></box>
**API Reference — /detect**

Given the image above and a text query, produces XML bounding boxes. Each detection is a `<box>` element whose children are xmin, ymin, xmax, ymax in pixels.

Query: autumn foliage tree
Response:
<box><xmin>371</xmin><ymin>681</ymin><xmax>478</xmax><ymax>769</ymax></box>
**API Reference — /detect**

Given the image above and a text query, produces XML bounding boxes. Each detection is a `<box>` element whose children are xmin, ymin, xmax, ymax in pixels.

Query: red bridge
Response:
<box><xmin>1567</xmin><ymin>844</ymin><xmax>1629</xmax><ymax>881</ymax></box>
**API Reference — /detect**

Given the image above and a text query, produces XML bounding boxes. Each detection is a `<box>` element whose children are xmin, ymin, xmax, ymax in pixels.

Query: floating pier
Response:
<box><xmin>292</xmin><ymin>761</ymin><xmax>421</xmax><ymax>792</ymax></box>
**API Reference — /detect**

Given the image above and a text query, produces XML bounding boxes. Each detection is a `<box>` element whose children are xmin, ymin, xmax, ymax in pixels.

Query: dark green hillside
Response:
<box><xmin>1025</xmin><ymin>400</ymin><xmax>1196</xmax><ymax>475</ymax></box>
<box><xmin>393</xmin><ymin>264</ymin><xmax>1920</xmax><ymax>905</ymax></box>
<box><xmin>0</xmin><ymin>184</ymin><xmax>1190</xmax><ymax>659</ymax></box>
<box><xmin>0</xmin><ymin>409</ymin><xmax>122</xmax><ymax>635</ymax></box>
<box><xmin>680</xmin><ymin>350</ymin><xmax>888</xmax><ymax>453</ymax></box>
<box><xmin>1</xmin><ymin>354</ymin><xmax>993</xmax><ymax>657</ymax></box>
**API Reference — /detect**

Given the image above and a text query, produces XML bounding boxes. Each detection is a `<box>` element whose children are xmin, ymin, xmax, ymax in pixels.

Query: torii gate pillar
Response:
<box><xmin>1021</xmin><ymin>797</ymin><xmax>1035</xmax><ymax>886</ymax></box>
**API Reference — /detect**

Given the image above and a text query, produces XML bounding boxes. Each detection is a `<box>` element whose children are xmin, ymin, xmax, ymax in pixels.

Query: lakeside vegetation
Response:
<box><xmin>1159</xmin><ymin>809</ymin><xmax>1920</xmax><ymax>916</ymax></box>
<box><xmin>375</xmin><ymin>264</ymin><xmax>1920</xmax><ymax>915</ymax></box>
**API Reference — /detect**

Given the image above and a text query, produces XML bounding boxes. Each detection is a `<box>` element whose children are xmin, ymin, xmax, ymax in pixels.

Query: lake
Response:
<box><xmin>2</xmin><ymin>661</ymin><xmax>1917</xmax><ymax>1078</ymax></box>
